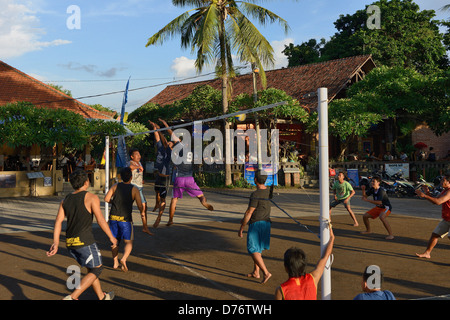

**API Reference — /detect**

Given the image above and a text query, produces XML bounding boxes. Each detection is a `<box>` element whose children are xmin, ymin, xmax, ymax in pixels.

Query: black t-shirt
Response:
<box><xmin>63</xmin><ymin>191</ymin><xmax>95</xmax><ymax>248</ymax></box>
<box><xmin>366</xmin><ymin>187</ymin><xmax>392</xmax><ymax>211</ymax></box>
<box><xmin>155</xmin><ymin>141</ymin><xmax>171</xmax><ymax>175</ymax></box>
<box><xmin>248</xmin><ymin>188</ymin><xmax>271</xmax><ymax>224</ymax></box>
<box><xmin>109</xmin><ymin>183</ymin><xmax>134</xmax><ymax>222</ymax></box>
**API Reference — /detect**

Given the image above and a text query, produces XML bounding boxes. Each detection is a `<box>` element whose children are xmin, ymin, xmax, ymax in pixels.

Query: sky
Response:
<box><xmin>1</xmin><ymin>0</ymin><xmax>448</xmax><ymax>114</ymax></box>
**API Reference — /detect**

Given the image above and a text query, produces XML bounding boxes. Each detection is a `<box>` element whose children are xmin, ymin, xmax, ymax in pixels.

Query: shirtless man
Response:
<box><xmin>415</xmin><ymin>174</ymin><xmax>450</xmax><ymax>258</ymax></box>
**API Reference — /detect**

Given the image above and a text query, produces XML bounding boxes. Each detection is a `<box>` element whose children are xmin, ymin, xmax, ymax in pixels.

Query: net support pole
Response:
<box><xmin>104</xmin><ymin>136</ymin><xmax>110</xmax><ymax>222</ymax></box>
<box><xmin>318</xmin><ymin>88</ymin><xmax>331</xmax><ymax>300</ymax></box>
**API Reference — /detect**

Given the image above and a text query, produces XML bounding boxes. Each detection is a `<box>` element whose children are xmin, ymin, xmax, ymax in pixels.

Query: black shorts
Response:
<box><xmin>155</xmin><ymin>175</ymin><xmax>169</xmax><ymax>199</ymax></box>
<box><xmin>330</xmin><ymin>198</ymin><xmax>350</xmax><ymax>209</ymax></box>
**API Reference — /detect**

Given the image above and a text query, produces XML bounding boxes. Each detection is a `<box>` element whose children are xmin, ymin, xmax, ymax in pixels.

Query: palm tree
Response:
<box><xmin>146</xmin><ymin>0</ymin><xmax>290</xmax><ymax>185</ymax></box>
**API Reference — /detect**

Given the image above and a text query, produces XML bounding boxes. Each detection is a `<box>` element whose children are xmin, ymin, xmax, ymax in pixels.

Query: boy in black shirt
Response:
<box><xmin>47</xmin><ymin>170</ymin><xmax>117</xmax><ymax>300</ymax></box>
<box><xmin>238</xmin><ymin>170</ymin><xmax>272</xmax><ymax>284</ymax></box>
<box><xmin>105</xmin><ymin>167</ymin><xmax>150</xmax><ymax>272</ymax></box>
<box><xmin>361</xmin><ymin>176</ymin><xmax>394</xmax><ymax>240</ymax></box>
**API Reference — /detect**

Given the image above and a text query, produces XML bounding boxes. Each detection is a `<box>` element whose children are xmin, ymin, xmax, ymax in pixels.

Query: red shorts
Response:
<box><xmin>367</xmin><ymin>207</ymin><xmax>391</xmax><ymax>219</ymax></box>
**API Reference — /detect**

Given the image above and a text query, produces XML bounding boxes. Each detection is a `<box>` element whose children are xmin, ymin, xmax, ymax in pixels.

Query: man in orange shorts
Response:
<box><xmin>361</xmin><ymin>176</ymin><xmax>394</xmax><ymax>240</ymax></box>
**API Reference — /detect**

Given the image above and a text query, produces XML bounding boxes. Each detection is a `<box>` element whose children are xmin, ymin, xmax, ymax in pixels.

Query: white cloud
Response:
<box><xmin>171</xmin><ymin>56</ymin><xmax>197</xmax><ymax>78</ymax></box>
<box><xmin>270</xmin><ymin>38</ymin><xmax>294</xmax><ymax>70</ymax></box>
<box><xmin>0</xmin><ymin>0</ymin><xmax>71</xmax><ymax>59</ymax></box>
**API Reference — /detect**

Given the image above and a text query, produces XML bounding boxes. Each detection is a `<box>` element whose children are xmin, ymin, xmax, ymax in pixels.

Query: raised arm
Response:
<box><xmin>416</xmin><ymin>188</ymin><xmax>450</xmax><ymax>206</ymax></box>
<box><xmin>159</xmin><ymin>118</ymin><xmax>180</xmax><ymax>143</ymax></box>
<box><xmin>310</xmin><ymin>226</ymin><xmax>335</xmax><ymax>286</ymax></box>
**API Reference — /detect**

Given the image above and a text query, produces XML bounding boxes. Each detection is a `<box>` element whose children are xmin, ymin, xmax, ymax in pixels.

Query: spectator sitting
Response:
<box><xmin>399</xmin><ymin>151</ymin><xmax>408</xmax><ymax>162</ymax></box>
<box><xmin>383</xmin><ymin>152</ymin><xmax>393</xmax><ymax>161</ymax></box>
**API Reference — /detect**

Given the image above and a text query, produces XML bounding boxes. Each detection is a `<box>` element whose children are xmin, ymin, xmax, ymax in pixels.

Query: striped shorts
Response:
<box><xmin>68</xmin><ymin>243</ymin><xmax>102</xmax><ymax>269</ymax></box>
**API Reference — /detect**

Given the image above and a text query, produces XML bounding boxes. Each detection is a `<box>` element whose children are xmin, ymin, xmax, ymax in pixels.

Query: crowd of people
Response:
<box><xmin>45</xmin><ymin>119</ymin><xmax>450</xmax><ymax>300</ymax></box>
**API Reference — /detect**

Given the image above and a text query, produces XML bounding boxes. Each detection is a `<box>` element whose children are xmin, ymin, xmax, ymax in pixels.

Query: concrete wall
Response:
<box><xmin>0</xmin><ymin>170</ymin><xmax>63</xmax><ymax>198</ymax></box>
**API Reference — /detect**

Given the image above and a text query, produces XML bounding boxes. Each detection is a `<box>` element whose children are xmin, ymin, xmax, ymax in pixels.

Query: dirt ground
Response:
<box><xmin>1</xmin><ymin>212</ymin><xmax>449</xmax><ymax>302</ymax></box>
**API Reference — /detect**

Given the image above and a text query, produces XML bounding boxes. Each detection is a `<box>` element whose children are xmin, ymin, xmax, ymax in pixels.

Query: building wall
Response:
<box><xmin>412</xmin><ymin>125</ymin><xmax>450</xmax><ymax>160</ymax></box>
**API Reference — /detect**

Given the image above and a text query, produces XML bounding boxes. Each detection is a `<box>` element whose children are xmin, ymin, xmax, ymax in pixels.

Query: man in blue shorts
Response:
<box><xmin>238</xmin><ymin>170</ymin><xmax>272</xmax><ymax>284</ymax></box>
<box><xmin>47</xmin><ymin>170</ymin><xmax>117</xmax><ymax>300</ymax></box>
<box><xmin>105</xmin><ymin>167</ymin><xmax>151</xmax><ymax>272</ymax></box>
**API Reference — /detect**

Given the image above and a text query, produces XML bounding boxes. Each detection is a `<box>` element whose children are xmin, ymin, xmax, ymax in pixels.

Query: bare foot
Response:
<box><xmin>261</xmin><ymin>273</ymin><xmax>272</xmax><ymax>284</ymax></box>
<box><xmin>166</xmin><ymin>220</ymin><xmax>174</xmax><ymax>227</ymax></box>
<box><xmin>246</xmin><ymin>272</ymin><xmax>260</xmax><ymax>279</ymax></box>
<box><xmin>352</xmin><ymin>222</ymin><xmax>359</xmax><ymax>227</ymax></box>
<box><xmin>416</xmin><ymin>252</ymin><xmax>431</xmax><ymax>259</ymax></box>
<box><xmin>385</xmin><ymin>235</ymin><xmax>394</xmax><ymax>240</ymax></box>
<box><xmin>113</xmin><ymin>260</ymin><xmax>120</xmax><ymax>269</ymax></box>
<box><xmin>202</xmin><ymin>202</ymin><xmax>214</xmax><ymax>211</ymax></box>
<box><xmin>143</xmin><ymin>227</ymin><xmax>153</xmax><ymax>236</ymax></box>
<box><xmin>153</xmin><ymin>217</ymin><xmax>161</xmax><ymax>228</ymax></box>
<box><xmin>120</xmin><ymin>260</ymin><xmax>128</xmax><ymax>272</ymax></box>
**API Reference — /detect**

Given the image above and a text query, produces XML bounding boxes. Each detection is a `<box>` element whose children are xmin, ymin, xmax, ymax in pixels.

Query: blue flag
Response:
<box><xmin>120</xmin><ymin>76</ymin><xmax>130</xmax><ymax>125</ymax></box>
<box><xmin>116</xmin><ymin>77</ymin><xmax>131</xmax><ymax>167</ymax></box>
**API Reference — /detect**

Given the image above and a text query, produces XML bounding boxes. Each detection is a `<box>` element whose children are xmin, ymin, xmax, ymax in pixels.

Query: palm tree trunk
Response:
<box><xmin>219</xmin><ymin>6</ymin><xmax>232</xmax><ymax>186</ymax></box>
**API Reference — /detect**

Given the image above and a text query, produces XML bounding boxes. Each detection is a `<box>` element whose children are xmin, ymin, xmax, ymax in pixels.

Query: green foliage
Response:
<box><xmin>231</xmin><ymin>88</ymin><xmax>309</xmax><ymax>122</ymax></box>
<box><xmin>0</xmin><ymin>102</ymin><xmax>88</xmax><ymax>149</ymax></box>
<box><xmin>282</xmin><ymin>39</ymin><xmax>327</xmax><ymax>67</ymax></box>
<box><xmin>129</xmin><ymin>85</ymin><xmax>236</xmax><ymax>126</ymax></box>
<box><xmin>343</xmin><ymin>66</ymin><xmax>450</xmax><ymax>135</ymax></box>
<box><xmin>285</xmin><ymin>0</ymin><xmax>448</xmax><ymax>73</ymax></box>
<box><xmin>173</xmin><ymin>85</ymin><xmax>223</xmax><ymax>119</ymax></box>
<box><xmin>0</xmin><ymin>102</ymin><xmax>127</xmax><ymax>155</ymax></box>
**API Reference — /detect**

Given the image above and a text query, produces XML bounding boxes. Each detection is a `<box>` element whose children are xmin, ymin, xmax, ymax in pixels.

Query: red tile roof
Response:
<box><xmin>0</xmin><ymin>60</ymin><xmax>115</xmax><ymax>120</ymax></box>
<box><xmin>148</xmin><ymin>55</ymin><xmax>375</xmax><ymax>110</ymax></box>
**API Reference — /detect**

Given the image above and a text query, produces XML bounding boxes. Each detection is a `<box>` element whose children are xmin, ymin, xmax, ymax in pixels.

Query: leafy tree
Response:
<box><xmin>285</xmin><ymin>0</ymin><xmax>449</xmax><ymax>73</ymax></box>
<box><xmin>232</xmin><ymin>87</ymin><xmax>308</xmax><ymax>126</ymax></box>
<box><xmin>48</xmin><ymin>84</ymin><xmax>72</xmax><ymax>97</ymax></box>
<box><xmin>146</xmin><ymin>0</ymin><xmax>290</xmax><ymax>185</ymax></box>
<box><xmin>0</xmin><ymin>102</ymin><xmax>87</xmax><ymax>149</ymax></box>
<box><xmin>331</xmin><ymin>66</ymin><xmax>450</xmax><ymax>150</ymax></box>
<box><xmin>282</xmin><ymin>39</ymin><xmax>327</xmax><ymax>67</ymax></box>
<box><xmin>0</xmin><ymin>102</ymin><xmax>127</xmax><ymax>169</ymax></box>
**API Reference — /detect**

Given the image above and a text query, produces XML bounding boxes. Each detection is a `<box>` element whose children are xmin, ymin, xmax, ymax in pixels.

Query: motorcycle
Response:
<box><xmin>389</xmin><ymin>171</ymin><xmax>416</xmax><ymax>197</ymax></box>
<box><xmin>359</xmin><ymin>170</ymin><xmax>397</xmax><ymax>196</ymax></box>
<box><xmin>415</xmin><ymin>175</ymin><xmax>441</xmax><ymax>197</ymax></box>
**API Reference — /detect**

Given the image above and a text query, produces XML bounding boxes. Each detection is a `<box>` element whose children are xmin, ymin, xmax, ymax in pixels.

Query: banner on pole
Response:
<box><xmin>116</xmin><ymin>136</ymin><xmax>129</xmax><ymax>168</ymax></box>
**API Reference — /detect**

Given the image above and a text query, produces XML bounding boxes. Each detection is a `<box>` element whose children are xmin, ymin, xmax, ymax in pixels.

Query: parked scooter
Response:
<box><xmin>415</xmin><ymin>174</ymin><xmax>441</xmax><ymax>197</ymax></box>
<box><xmin>389</xmin><ymin>171</ymin><xmax>416</xmax><ymax>197</ymax></box>
<box><xmin>358</xmin><ymin>170</ymin><xmax>397</xmax><ymax>196</ymax></box>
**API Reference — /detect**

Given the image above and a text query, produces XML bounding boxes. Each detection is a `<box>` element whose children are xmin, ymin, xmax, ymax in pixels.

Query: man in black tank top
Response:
<box><xmin>47</xmin><ymin>170</ymin><xmax>117</xmax><ymax>300</ymax></box>
<box><xmin>105</xmin><ymin>167</ymin><xmax>150</xmax><ymax>271</ymax></box>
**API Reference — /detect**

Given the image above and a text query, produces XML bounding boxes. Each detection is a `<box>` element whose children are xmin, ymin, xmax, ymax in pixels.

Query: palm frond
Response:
<box><xmin>192</xmin><ymin>4</ymin><xmax>220</xmax><ymax>72</ymax></box>
<box><xmin>172</xmin><ymin>0</ymin><xmax>208</xmax><ymax>8</ymax></box>
<box><xmin>146</xmin><ymin>11</ymin><xmax>192</xmax><ymax>46</ymax></box>
<box><xmin>238</xmin><ymin>1</ymin><xmax>290</xmax><ymax>34</ymax></box>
